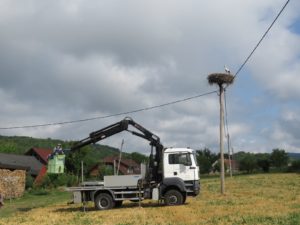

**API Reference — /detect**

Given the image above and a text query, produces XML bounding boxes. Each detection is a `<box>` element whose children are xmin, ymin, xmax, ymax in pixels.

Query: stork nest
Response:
<box><xmin>207</xmin><ymin>73</ymin><xmax>234</xmax><ymax>86</ymax></box>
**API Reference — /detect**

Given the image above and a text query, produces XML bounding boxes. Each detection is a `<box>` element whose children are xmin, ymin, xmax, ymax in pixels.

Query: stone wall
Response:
<box><xmin>0</xmin><ymin>169</ymin><xmax>26</xmax><ymax>199</ymax></box>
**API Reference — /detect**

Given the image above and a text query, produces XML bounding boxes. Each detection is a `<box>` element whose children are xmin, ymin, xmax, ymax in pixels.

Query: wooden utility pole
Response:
<box><xmin>208</xmin><ymin>72</ymin><xmax>234</xmax><ymax>195</ymax></box>
<box><xmin>227</xmin><ymin>134</ymin><xmax>233</xmax><ymax>177</ymax></box>
<box><xmin>219</xmin><ymin>84</ymin><xmax>225</xmax><ymax>194</ymax></box>
<box><xmin>117</xmin><ymin>139</ymin><xmax>124</xmax><ymax>175</ymax></box>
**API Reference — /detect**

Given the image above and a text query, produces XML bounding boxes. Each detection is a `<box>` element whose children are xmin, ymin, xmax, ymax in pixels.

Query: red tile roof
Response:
<box><xmin>34</xmin><ymin>165</ymin><xmax>48</xmax><ymax>185</ymax></box>
<box><xmin>25</xmin><ymin>147</ymin><xmax>52</xmax><ymax>165</ymax></box>
<box><xmin>103</xmin><ymin>156</ymin><xmax>139</xmax><ymax>167</ymax></box>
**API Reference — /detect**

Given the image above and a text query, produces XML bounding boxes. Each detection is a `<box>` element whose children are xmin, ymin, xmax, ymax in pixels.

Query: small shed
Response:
<box><xmin>0</xmin><ymin>153</ymin><xmax>43</xmax><ymax>177</ymax></box>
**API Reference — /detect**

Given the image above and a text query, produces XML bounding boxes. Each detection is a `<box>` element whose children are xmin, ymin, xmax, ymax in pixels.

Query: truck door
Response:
<box><xmin>165</xmin><ymin>152</ymin><xmax>194</xmax><ymax>181</ymax></box>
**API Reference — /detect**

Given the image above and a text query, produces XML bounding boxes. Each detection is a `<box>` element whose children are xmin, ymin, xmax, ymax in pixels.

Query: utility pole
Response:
<box><xmin>219</xmin><ymin>84</ymin><xmax>225</xmax><ymax>194</ymax></box>
<box><xmin>208</xmin><ymin>72</ymin><xmax>234</xmax><ymax>194</ymax></box>
<box><xmin>231</xmin><ymin>147</ymin><xmax>235</xmax><ymax>175</ymax></box>
<box><xmin>117</xmin><ymin>139</ymin><xmax>124</xmax><ymax>175</ymax></box>
<box><xmin>81</xmin><ymin>161</ymin><xmax>84</xmax><ymax>183</ymax></box>
<box><xmin>227</xmin><ymin>134</ymin><xmax>232</xmax><ymax>177</ymax></box>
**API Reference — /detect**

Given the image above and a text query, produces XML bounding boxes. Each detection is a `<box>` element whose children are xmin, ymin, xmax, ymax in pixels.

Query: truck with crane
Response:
<box><xmin>66</xmin><ymin>117</ymin><xmax>200</xmax><ymax>210</ymax></box>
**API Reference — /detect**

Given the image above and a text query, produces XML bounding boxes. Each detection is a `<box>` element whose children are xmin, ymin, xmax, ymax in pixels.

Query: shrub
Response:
<box><xmin>239</xmin><ymin>153</ymin><xmax>257</xmax><ymax>173</ymax></box>
<box><xmin>289</xmin><ymin>160</ymin><xmax>300</xmax><ymax>172</ymax></box>
<box><xmin>25</xmin><ymin>174</ymin><xmax>34</xmax><ymax>189</ymax></box>
<box><xmin>39</xmin><ymin>173</ymin><xmax>78</xmax><ymax>188</ymax></box>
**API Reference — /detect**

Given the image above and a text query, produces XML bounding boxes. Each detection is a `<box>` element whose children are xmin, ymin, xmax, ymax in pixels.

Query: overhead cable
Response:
<box><xmin>0</xmin><ymin>90</ymin><xmax>217</xmax><ymax>130</ymax></box>
<box><xmin>234</xmin><ymin>0</ymin><xmax>290</xmax><ymax>78</ymax></box>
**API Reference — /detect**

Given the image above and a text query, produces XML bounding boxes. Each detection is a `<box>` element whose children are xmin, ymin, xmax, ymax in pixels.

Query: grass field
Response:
<box><xmin>0</xmin><ymin>173</ymin><xmax>299</xmax><ymax>225</ymax></box>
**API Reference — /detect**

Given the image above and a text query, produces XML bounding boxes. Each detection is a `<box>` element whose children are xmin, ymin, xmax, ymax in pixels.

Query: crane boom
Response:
<box><xmin>70</xmin><ymin>117</ymin><xmax>164</xmax><ymax>182</ymax></box>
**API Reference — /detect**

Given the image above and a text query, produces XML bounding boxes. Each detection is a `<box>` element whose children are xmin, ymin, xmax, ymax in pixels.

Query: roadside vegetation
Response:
<box><xmin>0</xmin><ymin>173</ymin><xmax>299</xmax><ymax>225</ymax></box>
<box><xmin>196</xmin><ymin>148</ymin><xmax>300</xmax><ymax>174</ymax></box>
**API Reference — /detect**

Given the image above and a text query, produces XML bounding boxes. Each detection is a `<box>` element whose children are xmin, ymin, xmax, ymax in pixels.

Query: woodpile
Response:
<box><xmin>0</xmin><ymin>169</ymin><xmax>26</xmax><ymax>199</ymax></box>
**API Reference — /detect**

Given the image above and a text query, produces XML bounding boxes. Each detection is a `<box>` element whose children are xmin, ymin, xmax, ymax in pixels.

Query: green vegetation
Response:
<box><xmin>0</xmin><ymin>136</ymin><xmax>63</xmax><ymax>154</ymax></box>
<box><xmin>196</xmin><ymin>148</ymin><xmax>218</xmax><ymax>174</ymax></box>
<box><xmin>39</xmin><ymin>174</ymin><xmax>78</xmax><ymax>188</ymax></box>
<box><xmin>197</xmin><ymin>148</ymin><xmax>299</xmax><ymax>174</ymax></box>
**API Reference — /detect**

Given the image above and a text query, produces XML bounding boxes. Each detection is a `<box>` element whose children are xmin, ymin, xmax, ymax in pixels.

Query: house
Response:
<box><xmin>0</xmin><ymin>153</ymin><xmax>43</xmax><ymax>177</ymax></box>
<box><xmin>211</xmin><ymin>158</ymin><xmax>239</xmax><ymax>174</ymax></box>
<box><xmin>25</xmin><ymin>147</ymin><xmax>52</xmax><ymax>165</ymax></box>
<box><xmin>25</xmin><ymin>147</ymin><xmax>55</xmax><ymax>183</ymax></box>
<box><xmin>89</xmin><ymin>156</ymin><xmax>141</xmax><ymax>177</ymax></box>
<box><xmin>224</xmin><ymin>159</ymin><xmax>239</xmax><ymax>172</ymax></box>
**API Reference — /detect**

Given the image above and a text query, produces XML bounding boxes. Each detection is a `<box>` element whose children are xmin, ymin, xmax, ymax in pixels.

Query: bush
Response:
<box><xmin>289</xmin><ymin>160</ymin><xmax>300</xmax><ymax>172</ymax></box>
<box><xmin>39</xmin><ymin>173</ymin><xmax>78</xmax><ymax>188</ymax></box>
<box><xmin>239</xmin><ymin>153</ymin><xmax>257</xmax><ymax>173</ymax></box>
<box><xmin>25</xmin><ymin>174</ymin><xmax>34</xmax><ymax>189</ymax></box>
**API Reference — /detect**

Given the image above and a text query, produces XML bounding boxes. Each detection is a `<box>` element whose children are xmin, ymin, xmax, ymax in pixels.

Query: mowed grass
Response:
<box><xmin>0</xmin><ymin>173</ymin><xmax>300</xmax><ymax>225</ymax></box>
<box><xmin>0</xmin><ymin>189</ymin><xmax>70</xmax><ymax>219</ymax></box>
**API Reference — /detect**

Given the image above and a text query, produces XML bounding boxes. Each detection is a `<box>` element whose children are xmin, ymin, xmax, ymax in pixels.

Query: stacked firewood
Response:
<box><xmin>0</xmin><ymin>169</ymin><xmax>26</xmax><ymax>199</ymax></box>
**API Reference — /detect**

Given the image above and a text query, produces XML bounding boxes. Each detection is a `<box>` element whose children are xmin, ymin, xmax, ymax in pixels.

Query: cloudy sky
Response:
<box><xmin>1</xmin><ymin>0</ymin><xmax>300</xmax><ymax>154</ymax></box>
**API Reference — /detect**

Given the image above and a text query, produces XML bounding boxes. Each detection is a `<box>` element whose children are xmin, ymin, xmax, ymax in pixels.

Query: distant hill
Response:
<box><xmin>0</xmin><ymin>135</ymin><xmax>64</xmax><ymax>154</ymax></box>
<box><xmin>288</xmin><ymin>152</ymin><xmax>300</xmax><ymax>160</ymax></box>
<box><xmin>0</xmin><ymin>135</ymin><xmax>119</xmax><ymax>155</ymax></box>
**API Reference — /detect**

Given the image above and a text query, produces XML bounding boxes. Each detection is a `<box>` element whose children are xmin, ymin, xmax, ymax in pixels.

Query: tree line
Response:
<box><xmin>196</xmin><ymin>148</ymin><xmax>300</xmax><ymax>174</ymax></box>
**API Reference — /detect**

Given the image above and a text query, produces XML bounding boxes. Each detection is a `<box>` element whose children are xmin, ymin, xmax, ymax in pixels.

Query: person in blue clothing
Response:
<box><xmin>53</xmin><ymin>143</ymin><xmax>64</xmax><ymax>155</ymax></box>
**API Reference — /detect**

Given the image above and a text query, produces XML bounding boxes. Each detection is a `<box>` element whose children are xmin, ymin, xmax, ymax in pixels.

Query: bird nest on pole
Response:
<box><xmin>207</xmin><ymin>73</ymin><xmax>234</xmax><ymax>87</ymax></box>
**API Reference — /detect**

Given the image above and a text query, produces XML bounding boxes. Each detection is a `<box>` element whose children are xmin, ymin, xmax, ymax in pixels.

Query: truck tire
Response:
<box><xmin>164</xmin><ymin>189</ymin><xmax>184</xmax><ymax>206</ymax></box>
<box><xmin>94</xmin><ymin>193</ymin><xmax>115</xmax><ymax>210</ymax></box>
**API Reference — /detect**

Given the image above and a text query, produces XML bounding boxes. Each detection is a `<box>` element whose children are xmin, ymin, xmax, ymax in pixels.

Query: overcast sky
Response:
<box><xmin>1</xmin><ymin>0</ymin><xmax>300</xmax><ymax>154</ymax></box>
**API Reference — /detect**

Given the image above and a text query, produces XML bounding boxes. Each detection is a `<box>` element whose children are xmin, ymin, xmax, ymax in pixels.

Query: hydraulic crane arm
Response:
<box><xmin>70</xmin><ymin>117</ymin><xmax>164</xmax><ymax>182</ymax></box>
<box><xmin>71</xmin><ymin>117</ymin><xmax>162</xmax><ymax>151</ymax></box>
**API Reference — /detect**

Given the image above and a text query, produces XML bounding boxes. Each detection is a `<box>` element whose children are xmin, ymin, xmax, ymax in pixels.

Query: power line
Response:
<box><xmin>0</xmin><ymin>90</ymin><xmax>217</xmax><ymax>130</ymax></box>
<box><xmin>224</xmin><ymin>0</ymin><xmax>291</xmax><ymax>151</ymax></box>
<box><xmin>234</xmin><ymin>0</ymin><xmax>290</xmax><ymax>78</ymax></box>
<box><xmin>1</xmin><ymin>1</ymin><xmax>290</xmax><ymax>131</ymax></box>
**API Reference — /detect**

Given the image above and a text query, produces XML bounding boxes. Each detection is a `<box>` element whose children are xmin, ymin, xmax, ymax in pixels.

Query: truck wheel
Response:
<box><xmin>94</xmin><ymin>193</ymin><xmax>115</xmax><ymax>210</ymax></box>
<box><xmin>164</xmin><ymin>189</ymin><xmax>184</xmax><ymax>206</ymax></box>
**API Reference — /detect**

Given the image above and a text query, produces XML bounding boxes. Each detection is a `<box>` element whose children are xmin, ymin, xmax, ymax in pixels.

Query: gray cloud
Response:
<box><xmin>1</xmin><ymin>0</ymin><xmax>300</xmax><ymax>153</ymax></box>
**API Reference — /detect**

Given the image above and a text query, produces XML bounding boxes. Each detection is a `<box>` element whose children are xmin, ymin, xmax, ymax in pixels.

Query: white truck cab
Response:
<box><xmin>163</xmin><ymin>148</ymin><xmax>199</xmax><ymax>181</ymax></box>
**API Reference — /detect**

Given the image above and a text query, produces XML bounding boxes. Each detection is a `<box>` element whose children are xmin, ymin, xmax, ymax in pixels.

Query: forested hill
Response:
<box><xmin>0</xmin><ymin>135</ymin><xmax>119</xmax><ymax>157</ymax></box>
<box><xmin>0</xmin><ymin>135</ymin><xmax>63</xmax><ymax>154</ymax></box>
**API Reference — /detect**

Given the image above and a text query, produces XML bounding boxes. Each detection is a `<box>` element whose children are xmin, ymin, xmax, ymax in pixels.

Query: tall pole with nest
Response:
<box><xmin>207</xmin><ymin>72</ymin><xmax>234</xmax><ymax>194</ymax></box>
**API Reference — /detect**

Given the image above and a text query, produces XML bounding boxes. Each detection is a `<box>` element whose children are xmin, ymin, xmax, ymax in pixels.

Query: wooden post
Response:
<box><xmin>207</xmin><ymin>72</ymin><xmax>234</xmax><ymax>195</ymax></box>
<box><xmin>219</xmin><ymin>84</ymin><xmax>225</xmax><ymax>194</ymax></box>
<box><xmin>227</xmin><ymin>134</ymin><xmax>233</xmax><ymax>177</ymax></box>
<box><xmin>117</xmin><ymin>139</ymin><xmax>124</xmax><ymax>175</ymax></box>
<box><xmin>81</xmin><ymin>161</ymin><xmax>84</xmax><ymax>184</ymax></box>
